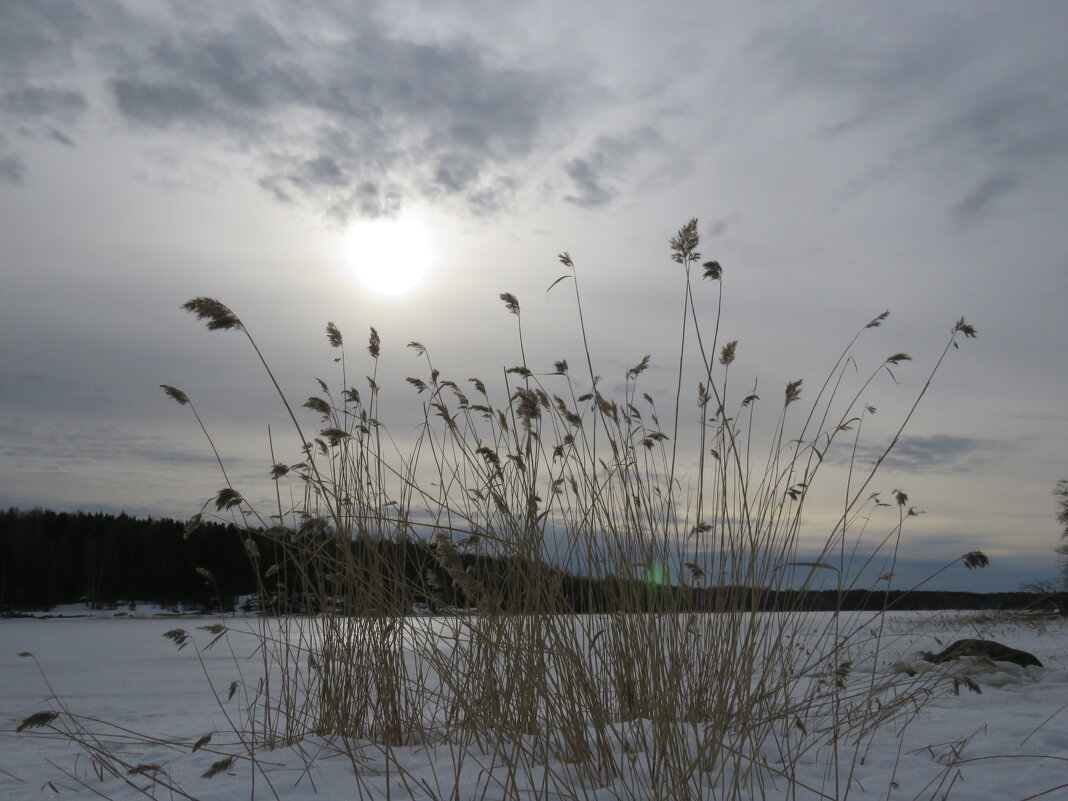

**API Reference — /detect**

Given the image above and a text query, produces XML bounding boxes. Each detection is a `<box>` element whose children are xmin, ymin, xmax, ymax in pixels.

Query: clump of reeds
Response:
<box><xmin>19</xmin><ymin>218</ymin><xmax>989</xmax><ymax>800</ymax></box>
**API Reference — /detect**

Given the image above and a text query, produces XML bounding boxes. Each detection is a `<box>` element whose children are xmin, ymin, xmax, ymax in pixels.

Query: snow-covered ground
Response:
<box><xmin>2</xmin><ymin>610</ymin><xmax>1066</xmax><ymax>800</ymax></box>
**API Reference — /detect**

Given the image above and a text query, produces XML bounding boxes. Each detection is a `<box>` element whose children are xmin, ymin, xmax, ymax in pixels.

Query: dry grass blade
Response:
<box><xmin>784</xmin><ymin>561</ymin><xmax>839</xmax><ymax>572</ymax></box>
<box><xmin>195</xmin><ymin>624</ymin><xmax>228</xmax><ymax>650</ymax></box>
<box><xmin>547</xmin><ymin>274</ymin><xmax>572</xmax><ymax>293</ymax></box>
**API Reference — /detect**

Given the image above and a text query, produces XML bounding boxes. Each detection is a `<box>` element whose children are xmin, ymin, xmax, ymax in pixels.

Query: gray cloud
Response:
<box><xmin>952</xmin><ymin>172</ymin><xmax>1022</xmax><ymax>223</ymax></box>
<box><xmin>564</xmin><ymin>158</ymin><xmax>612</xmax><ymax>208</ymax></box>
<box><xmin>0</xmin><ymin>418</ymin><xmax>260</xmax><ymax>479</ymax></box>
<box><xmin>0</xmin><ymin>418</ymin><xmax>267</xmax><ymax>522</ymax></box>
<box><xmin>753</xmin><ymin>9</ymin><xmax>969</xmax><ymax>123</ymax></box>
<box><xmin>0</xmin><ymin>2</ymin><xmax>704</xmax><ymax>220</ymax></box>
<box><xmin>0</xmin><ymin>85</ymin><xmax>87</xmax><ymax>151</ymax></box>
<box><xmin>0</xmin><ymin>0</ymin><xmax>89</xmax><ymax>76</ymax></box>
<box><xmin>0</xmin><ymin>0</ymin><xmax>95</xmax><ymax>180</ymax></box>
<box><xmin>850</xmin><ymin>434</ymin><xmax>1012</xmax><ymax>474</ymax></box>
<box><xmin>788</xmin><ymin>551</ymin><xmax>1057</xmax><ymax>593</ymax></box>
<box><xmin>706</xmin><ymin>217</ymin><xmax>731</xmax><ymax>239</ymax></box>
<box><xmin>0</xmin><ymin>153</ymin><xmax>25</xmax><ymax>185</ymax></box>
<box><xmin>754</xmin><ymin>6</ymin><xmax>1068</xmax><ymax>223</ymax></box>
<box><xmin>0</xmin><ymin>85</ymin><xmax>85</xmax><ymax>119</ymax></box>
<box><xmin>947</xmin><ymin>87</ymin><xmax>1068</xmax><ymax>222</ymax></box>
<box><xmin>564</xmin><ymin>127</ymin><xmax>664</xmax><ymax>207</ymax></box>
<box><xmin>110</xmin><ymin>13</ymin><xmax>309</xmax><ymax>129</ymax></box>
<box><xmin>102</xmin><ymin>5</ymin><xmax>566</xmax><ymax>220</ymax></box>
<box><xmin>111</xmin><ymin>79</ymin><xmax>218</xmax><ymax>129</ymax></box>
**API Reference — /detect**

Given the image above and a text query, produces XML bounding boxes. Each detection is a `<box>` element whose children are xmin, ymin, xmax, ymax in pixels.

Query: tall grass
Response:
<box><xmin>26</xmin><ymin>219</ymin><xmax>985</xmax><ymax>799</ymax></box>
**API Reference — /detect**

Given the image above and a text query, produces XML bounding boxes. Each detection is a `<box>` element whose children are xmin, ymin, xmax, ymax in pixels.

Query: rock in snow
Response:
<box><xmin>925</xmin><ymin>638</ymin><xmax>1043</xmax><ymax>668</ymax></box>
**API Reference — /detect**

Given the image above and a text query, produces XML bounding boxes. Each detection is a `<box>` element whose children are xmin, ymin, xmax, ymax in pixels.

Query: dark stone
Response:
<box><xmin>925</xmin><ymin>639</ymin><xmax>1043</xmax><ymax>669</ymax></box>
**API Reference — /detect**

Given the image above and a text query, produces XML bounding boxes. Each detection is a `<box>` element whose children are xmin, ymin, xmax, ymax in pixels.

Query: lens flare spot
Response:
<box><xmin>645</xmin><ymin>561</ymin><xmax>667</xmax><ymax>587</ymax></box>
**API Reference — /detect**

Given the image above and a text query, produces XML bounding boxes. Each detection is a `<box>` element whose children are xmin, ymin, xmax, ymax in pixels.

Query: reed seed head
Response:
<box><xmin>160</xmin><ymin>384</ymin><xmax>190</xmax><ymax>405</ymax></box>
<box><xmin>719</xmin><ymin>341</ymin><xmax>737</xmax><ymax>366</ymax></box>
<box><xmin>326</xmin><ymin>322</ymin><xmax>343</xmax><ymax>348</ymax></box>
<box><xmin>627</xmin><ymin>355</ymin><xmax>651</xmax><ymax>379</ymax></box>
<box><xmin>304</xmin><ymin>396</ymin><xmax>331</xmax><ymax>417</ymax></box>
<box><xmin>953</xmin><ymin>317</ymin><xmax>977</xmax><ymax>338</ymax></box>
<box><xmin>214</xmin><ymin>487</ymin><xmax>243</xmax><ymax>511</ymax></box>
<box><xmin>202</xmin><ymin>756</ymin><xmax>235</xmax><ymax>779</ymax></box>
<box><xmin>785</xmin><ymin>379</ymin><xmax>803</xmax><ymax>406</ymax></box>
<box><xmin>670</xmin><ymin>218</ymin><xmax>701</xmax><ymax>265</ymax></box>
<box><xmin>17</xmin><ymin>711</ymin><xmax>59</xmax><ymax>732</ymax></box>
<box><xmin>182</xmin><ymin>297</ymin><xmax>242</xmax><ymax>331</ymax></box>
<box><xmin>500</xmin><ymin>292</ymin><xmax>520</xmax><ymax>315</ymax></box>
<box><xmin>962</xmin><ymin>550</ymin><xmax>990</xmax><ymax>569</ymax></box>
<box><xmin>866</xmin><ymin>310</ymin><xmax>890</xmax><ymax>329</ymax></box>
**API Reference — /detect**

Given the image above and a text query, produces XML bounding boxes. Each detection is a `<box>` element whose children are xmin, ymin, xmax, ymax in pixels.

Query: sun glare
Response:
<box><xmin>343</xmin><ymin>216</ymin><xmax>434</xmax><ymax>296</ymax></box>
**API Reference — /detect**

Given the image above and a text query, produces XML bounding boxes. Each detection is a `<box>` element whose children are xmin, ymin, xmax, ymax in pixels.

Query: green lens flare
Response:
<box><xmin>645</xmin><ymin>561</ymin><xmax>667</xmax><ymax>586</ymax></box>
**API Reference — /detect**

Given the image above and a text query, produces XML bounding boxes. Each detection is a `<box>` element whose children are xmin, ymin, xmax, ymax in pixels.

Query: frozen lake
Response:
<box><xmin>3</xmin><ymin>611</ymin><xmax>1066</xmax><ymax>800</ymax></box>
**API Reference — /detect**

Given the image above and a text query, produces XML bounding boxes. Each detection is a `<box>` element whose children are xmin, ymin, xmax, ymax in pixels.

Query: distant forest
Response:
<box><xmin>0</xmin><ymin>508</ymin><xmax>1057</xmax><ymax>614</ymax></box>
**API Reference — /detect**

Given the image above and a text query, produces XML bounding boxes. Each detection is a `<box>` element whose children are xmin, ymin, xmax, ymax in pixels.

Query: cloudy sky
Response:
<box><xmin>2</xmin><ymin>0</ymin><xmax>1067</xmax><ymax>591</ymax></box>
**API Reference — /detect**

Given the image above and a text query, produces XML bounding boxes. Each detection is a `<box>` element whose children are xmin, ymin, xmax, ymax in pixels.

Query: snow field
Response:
<box><xmin>2</xmin><ymin>611</ymin><xmax>1066</xmax><ymax>801</ymax></box>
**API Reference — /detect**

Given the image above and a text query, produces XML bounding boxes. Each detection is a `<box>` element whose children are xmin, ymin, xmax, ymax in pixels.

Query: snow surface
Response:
<box><xmin>2</xmin><ymin>611</ymin><xmax>1066</xmax><ymax>800</ymax></box>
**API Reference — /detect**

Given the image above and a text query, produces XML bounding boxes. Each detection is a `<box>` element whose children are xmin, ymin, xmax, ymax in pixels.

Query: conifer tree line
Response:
<box><xmin>0</xmin><ymin>507</ymin><xmax>637</xmax><ymax>613</ymax></box>
<box><xmin>0</xmin><ymin>508</ymin><xmax>1053</xmax><ymax>614</ymax></box>
<box><xmin>0</xmin><ymin>508</ymin><xmax>257</xmax><ymax>610</ymax></box>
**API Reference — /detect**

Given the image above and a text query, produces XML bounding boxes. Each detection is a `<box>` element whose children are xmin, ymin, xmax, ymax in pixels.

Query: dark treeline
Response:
<box><xmin>0</xmin><ymin>508</ymin><xmax>258</xmax><ymax>610</ymax></box>
<box><xmin>1</xmin><ymin>509</ymin><xmax>1060</xmax><ymax>614</ymax></box>
<box><xmin>0</xmin><ymin>508</ymin><xmax>673</xmax><ymax>613</ymax></box>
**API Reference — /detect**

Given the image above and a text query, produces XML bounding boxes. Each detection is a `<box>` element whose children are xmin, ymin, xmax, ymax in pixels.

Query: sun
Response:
<box><xmin>342</xmin><ymin>216</ymin><xmax>434</xmax><ymax>296</ymax></box>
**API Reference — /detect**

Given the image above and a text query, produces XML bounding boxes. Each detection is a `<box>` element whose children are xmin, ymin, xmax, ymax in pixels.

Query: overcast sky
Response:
<box><xmin>2</xmin><ymin>0</ymin><xmax>1067</xmax><ymax>591</ymax></box>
